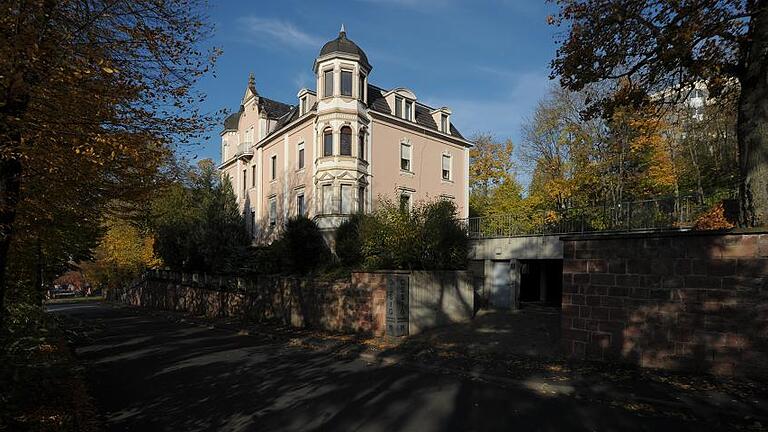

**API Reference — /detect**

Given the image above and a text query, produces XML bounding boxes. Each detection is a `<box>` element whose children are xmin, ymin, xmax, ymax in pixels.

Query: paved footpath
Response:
<box><xmin>49</xmin><ymin>302</ymin><xmax>758</xmax><ymax>432</ymax></box>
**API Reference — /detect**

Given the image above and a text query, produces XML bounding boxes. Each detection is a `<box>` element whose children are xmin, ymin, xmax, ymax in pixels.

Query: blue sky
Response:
<box><xmin>188</xmin><ymin>0</ymin><xmax>560</xmax><ymax>170</ymax></box>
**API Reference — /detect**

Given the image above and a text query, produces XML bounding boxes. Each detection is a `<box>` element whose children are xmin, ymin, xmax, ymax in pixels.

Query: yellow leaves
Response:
<box><xmin>693</xmin><ymin>202</ymin><xmax>735</xmax><ymax>230</ymax></box>
<box><xmin>85</xmin><ymin>217</ymin><xmax>162</xmax><ymax>288</ymax></box>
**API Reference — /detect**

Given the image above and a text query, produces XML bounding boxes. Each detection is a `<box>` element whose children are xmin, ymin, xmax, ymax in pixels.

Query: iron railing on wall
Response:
<box><xmin>461</xmin><ymin>195</ymin><xmax>713</xmax><ymax>239</ymax></box>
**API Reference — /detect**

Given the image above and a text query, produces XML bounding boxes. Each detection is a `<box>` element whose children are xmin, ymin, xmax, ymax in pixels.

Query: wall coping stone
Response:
<box><xmin>560</xmin><ymin>228</ymin><xmax>768</xmax><ymax>242</ymax></box>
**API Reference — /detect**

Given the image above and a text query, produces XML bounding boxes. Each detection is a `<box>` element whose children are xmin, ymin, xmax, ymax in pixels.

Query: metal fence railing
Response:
<box><xmin>461</xmin><ymin>195</ymin><xmax>713</xmax><ymax>239</ymax></box>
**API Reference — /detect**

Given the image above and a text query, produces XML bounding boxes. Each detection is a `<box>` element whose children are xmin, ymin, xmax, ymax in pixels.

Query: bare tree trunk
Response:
<box><xmin>738</xmin><ymin>1</ymin><xmax>768</xmax><ymax>227</ymax></box>
<box><xmin>0</xmin><ymin>156</ymin><xmax>22</xmax><ymax>323</ymax></box>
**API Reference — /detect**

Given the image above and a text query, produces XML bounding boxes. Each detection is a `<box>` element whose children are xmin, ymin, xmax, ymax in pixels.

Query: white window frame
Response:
<box><xmin>322</xmin><ymin>184</ymin><xmax>333</xmax><ymax>215</ymax></box>
<box><xmin>441</xmin><ymin>154</ymin><xmax>452</xmax><ymax>181</ymax></box>
<box><xmin>323</xmin><ymin>69</ymin><xmax>334</xmax><ymax>98</ymax></box>
<box><xmin>404</xmin><ymin>100</ymin><xmax>413</xmax><ymax>121</ymax></box>
<box><xmin>297</xmin><ymin>192</ymin><xmax>305</xmax><ymax>216</ymax></box>
<box><xmin>323</xmin><ymin>129</ymin><xmax>333</xmax><ymax>157</ymax></box>
<box><xmin>297</xmin><ymin>142</ymin><xmax>305</xmax><ymax>170</ymax></box>
<box><xmin>340</xmin><ymin>184</ymin><xmax>353</xmax><ymax>214</ymax></box>
<box><xmin>268</xmin><ymin>197</ymin><xmax>277</xmax><ymax>226</ymax></box>
<box><xmin>340</xmin><ymin>69</ymin><xmax>353</xmax><ymax>97</ymax></box>
<box><xmin>358</xmin><ymin>186</ymin><xmax>366</xmax><ymax>213</ymax></box>
<box><xmin>400</xmin><ymin>142</ymin><xmax>412</xmax><ymax>172</ymax></box>
<box><xmin>270</xmin><ymin>155</ymin><xmax>277</xmax><ymax>181</ymax></box>
<box><xmin>399</xmin><ymin>191</ymin><xmax>412</xmax><ymax>212</ymax></box>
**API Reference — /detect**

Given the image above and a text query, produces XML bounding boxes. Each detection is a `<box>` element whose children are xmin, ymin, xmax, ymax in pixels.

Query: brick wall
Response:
<box><xmin>110</xmin><ymin>271</ymin><xmax>388</xmax><ymax>336</ymax></box>
<box><xmin>561</xmin><ymin>231</ymin><xmax>768</xmax><ymax>377</ymax></box>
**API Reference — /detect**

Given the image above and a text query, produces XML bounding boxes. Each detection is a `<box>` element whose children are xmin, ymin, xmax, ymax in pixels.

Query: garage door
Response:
<box><xmin>490</xmin><ymin>260</ymin><xmax>511</xmax><ymax>309</ymax></box>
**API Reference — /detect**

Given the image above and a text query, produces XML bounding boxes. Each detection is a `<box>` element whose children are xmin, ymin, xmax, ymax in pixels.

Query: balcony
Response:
<box><xmin>234</xmin><ymin>141</ymin><xmax>253</xmax><ymax>158</ymax></box>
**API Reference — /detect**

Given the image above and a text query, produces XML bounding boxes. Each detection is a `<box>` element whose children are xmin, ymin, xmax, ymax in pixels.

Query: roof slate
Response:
<box><xmin>224</xmin><ymin>85</ymin><xmax>466</xmax><ymax>143</ymax></box>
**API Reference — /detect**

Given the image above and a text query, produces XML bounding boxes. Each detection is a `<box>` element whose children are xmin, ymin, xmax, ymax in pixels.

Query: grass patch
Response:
<box><xmin>0</xmin><ymin>303</ymin><xmax>99</xmax><ymax>432</ymax></box>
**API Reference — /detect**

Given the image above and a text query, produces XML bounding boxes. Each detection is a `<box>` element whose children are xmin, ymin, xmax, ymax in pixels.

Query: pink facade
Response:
<box><xmin>219</xmin><ymin>28</ymin><xmax>471</xmax><ymax>241</ymax></box>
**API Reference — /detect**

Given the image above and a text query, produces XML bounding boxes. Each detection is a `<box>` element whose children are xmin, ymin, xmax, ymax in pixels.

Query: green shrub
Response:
<box><xmin>334</xmin><ymin>213</ymin><xmax>367</xmax><ymax>267</ymax></box>
<box><xmin>420</xmin><ymin>199</ymin><xmax>468</xmax><ymax>269</ymax></box>
<box><xmin>281</xmin><ymin>216</ymin><xmax>331</xmax><ymax>274</ymax></box>
<box><xmin>359</xmin><ymin>197</ymin><xmax>468</xmax><ymax>271</ymax></box>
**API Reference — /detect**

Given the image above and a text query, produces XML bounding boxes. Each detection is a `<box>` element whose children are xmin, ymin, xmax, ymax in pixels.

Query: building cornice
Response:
<box><xmin>368</xmin><ymin>110</ymin><xmax>473</xmax><ymax>148</ymax></box>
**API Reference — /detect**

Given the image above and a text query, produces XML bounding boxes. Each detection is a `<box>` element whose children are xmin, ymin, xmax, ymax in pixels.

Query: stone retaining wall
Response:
<box><xmin>561</xmin><ymin>231</ymin><xmax>768</xmax><ymax>377</ymax></box>
<box><xmin>111</xmin><ymin>272</ymin><xmax>388</xmax><ymax>335</ymax></box>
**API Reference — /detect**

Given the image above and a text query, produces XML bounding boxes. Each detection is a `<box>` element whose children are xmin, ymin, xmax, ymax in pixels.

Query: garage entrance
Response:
<box><xmin>518</xmin><ymin>259</ymin><xmax>562</xmax><ymax>307</ymax></box>
<box><xmin>489</xmin><ymin>260</ymin><xmax>512</xmax><ymax>309</ymax></box>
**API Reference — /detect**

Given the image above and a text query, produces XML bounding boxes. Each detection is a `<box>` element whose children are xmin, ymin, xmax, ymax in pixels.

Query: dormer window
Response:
<box><xmin>404</xmin><ymin>100</ymin><xmax>413</xmax><ymax>121</ymax></box>
<box><xmin>323</xmin><ymin>70</ymin><xmax>334</xmax><ymax>98</ymax></box>
<box><xmin>341</xmin><ymin>70</ymin><xmax>353</xmax><ymax>97</ymax></box>
<box><xmin>300</xmin><ymin>96</ymin><xmax>307</xmax><ymax>115</ymax></box>
<box><xmin>395</xmin><ymin>96</ymin><xmax>403</xmax><ymax>117</ymax></box>
<box><xmin>441</xmin><ymin>114</ymin><xmax>448</xmax><ymax>133</ymax></box>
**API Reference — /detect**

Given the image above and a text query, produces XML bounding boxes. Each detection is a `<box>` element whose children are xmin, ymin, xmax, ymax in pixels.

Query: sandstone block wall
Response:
<box><xmin>561</xmin><ymin>231</ymin><xmax>768</xmax><ymax>376</ymax></box>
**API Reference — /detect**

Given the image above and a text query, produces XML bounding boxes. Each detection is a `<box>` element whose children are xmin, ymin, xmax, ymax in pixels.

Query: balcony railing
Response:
<box><xmin>461</xmin><ymin>195</ymin><xmax>715</xmax><ymax>239</ymax></box>
<box><xmin>234</xmin><ymin>141</ymin><xmax>253</xmax><ymax>158</ymax></box>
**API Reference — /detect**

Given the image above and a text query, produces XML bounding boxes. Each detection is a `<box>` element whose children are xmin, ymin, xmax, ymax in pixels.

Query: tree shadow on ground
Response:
<box><xmin>51</xmin><ymin>303</ymin><xmax>766</xmax><ymax>432</ymax></box>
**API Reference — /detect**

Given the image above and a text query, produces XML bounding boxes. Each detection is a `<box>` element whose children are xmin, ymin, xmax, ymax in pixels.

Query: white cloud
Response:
<box><xmin>238</xmin><ymin>17</ymin><xmax>323</xmax><ymax>50</ymax></box>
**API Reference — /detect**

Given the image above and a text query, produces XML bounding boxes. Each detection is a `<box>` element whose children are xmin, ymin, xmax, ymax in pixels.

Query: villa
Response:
<box><xmin>219</xmin><ymin>26</ymin><xmax>472</xmax><ymax>240</ymax></box>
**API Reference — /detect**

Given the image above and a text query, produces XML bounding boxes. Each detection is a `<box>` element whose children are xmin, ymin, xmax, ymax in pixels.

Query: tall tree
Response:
<box><xmin>550</xmin><ymin>0</ymin><xmax>768</xmax><ymax>226</ymax></box>
<box><xmin>468</xmin><ymin>134</ymin><xmax>516</xmax><ymax>215</ymax></box>
<box><xmin>0</xmin><ymin>1</ymin><xmax>217</xmax><ymax>322</ymax></box>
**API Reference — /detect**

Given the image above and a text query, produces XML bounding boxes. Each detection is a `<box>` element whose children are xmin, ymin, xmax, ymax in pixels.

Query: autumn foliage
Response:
<box><xmin>693</xmin><ymin>202</ymin><xmax>736</xmax><ymax>231</ymax></box>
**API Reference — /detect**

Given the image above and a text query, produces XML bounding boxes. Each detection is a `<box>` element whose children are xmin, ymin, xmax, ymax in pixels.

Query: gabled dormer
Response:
<box><xmin>431</xmin><ymin>107</ymin><xmax>452</xmax><ymax>134</ymax></box>
<box><xmin>385</xmin><ymin>88</ymin><xmax>417</xmax><ymax>122</ymax></box>
<box><xmin>297</xmin><ymin>88</ymin><xmax>317</xmax><ymax>116</ymax></box>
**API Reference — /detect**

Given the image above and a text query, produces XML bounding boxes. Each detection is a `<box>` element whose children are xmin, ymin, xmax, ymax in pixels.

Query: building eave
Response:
<box><xmin>368</xmin><ymin>110</ymin><xmax>473</xmax><ymax>148</ymax></box>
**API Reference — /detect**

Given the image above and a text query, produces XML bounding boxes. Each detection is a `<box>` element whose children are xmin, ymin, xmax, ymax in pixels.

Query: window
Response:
<box><xmin>441</xmin><ymin>114</ymin><xmax>448</xmax><ymax>133</ymax></box>
<box><xmin>340</xmin><ymin>127</ymin><xmax>352</xmax><ymax>156</ymax></box>
<box><xmin>269</xmin><ymin>198</ymin><xmax>276</xmax><ymax>226</ymax></box>
<box><xmin>340</xmin><ymin>185</ymin><xmax>352</xmax><ymax>214</ymax></box>
<box><xmin>399</xmin><ymin>193</ymin><xmax>411</xmax><ymax>212</ymax></box>
<box><xmin>298</xmin><ymin>142</ymin><xmax>305</xmax><ymax>170</ymax></box>
<box><xmin>300</xmin><ymin>96</ymin><xmax>307</xmax><ymax>115</ymax></box>
<box><xmin>245</xmin><ymin>127</ymin><xmax>253</xmax><ymax>145</ymax></box>
<box><xmin>358</xmin><ymin>131</ymin><xmax>365</xmax><ymax>161</ymax></box>
<box><xmin>359</xmin><ymin>73</ymin><xmax>365</xmax><ymax>102</ymax></box>
<box><xmin>358</xmin><ymin>186</ymin><xmax>366</xmax><ymax>212</ymax></box>
<box><xmin>251</xmin><ymin>210</ymin><xmax>256</xmax><ymax>236</ymax></box>
<box><xmin>297</xmin><ymin>193</ymin><xmax>305</xmax><ymax>216</ymax></box>
<box><xmin>323</xmin><ymin>70</ymin><xmax>333</xmax><ymax>97</ymax></box>
<box><xmin>400</xmin><ymin>142</ymin><xmax>411</xmax><ymax>171</ymax></box>
<box><xmin>341</xmin><ymin>70</ymin><xmax>353</xmax><ymax>96</ymax></box>
<box><xmin>251</xmin><ymin>165</ymin><xmax>256</xmax><ymax>187</ymax></box>
<box><xmin>405</xmin><ymin>100</ymin><xmax>413</xmax><ymax>121</ymax></box>
<box><xmin>442</xmin><ymin>154</ymin><xmax>451</xmax><ymax>180</ymax></box>
<box><xmin>270</xmin><ymin>155</ymin><xmax>277</xmax><ymax>180</ymax></box>
<box><xmin>322</xmin><ymin>184</ymin><xmax>333</xmax><ymax>214</ymax></box>
<box><xmin>323</xmin><ymin>129</ymin><xmax>333</xmax><ymax>156</ymax></box>
<box><xmin>242</xmin><ymin>169</ymin><xmax>247</xmax><ymax>192</ymax></box>
<box><xmin>395</xmin><ymin>96</ymin><xmax>403</xmax><ymax>117</ymax></box>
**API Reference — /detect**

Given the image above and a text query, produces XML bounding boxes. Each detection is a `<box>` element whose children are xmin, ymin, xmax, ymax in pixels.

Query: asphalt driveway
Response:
<box><xmin>48</xmin><ymin>302</ymin><xmax>749</xmax><ymax>432</ymax></box>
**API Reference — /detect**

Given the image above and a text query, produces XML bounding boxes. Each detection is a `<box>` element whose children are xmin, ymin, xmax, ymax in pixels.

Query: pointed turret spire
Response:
<box><xmin>339</xmin><ymin>23</ymin><xmax>346</xmax><ymax>38</ymax></box>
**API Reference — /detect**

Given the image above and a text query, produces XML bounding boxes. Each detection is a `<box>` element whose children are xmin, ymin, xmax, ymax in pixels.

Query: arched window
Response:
<box><xmin>323</xmin><ymin>128</ymin><xmax>333</xmax><ymax>156</ymax></box>
<box><xmin>358</xmin><ymin>131</ymin><xmax>366</xmax><ymax>161</ymax></box>
<box><xmin>340</xmin><ymin>126</ymin><xmax>352</xmax><ymax>156</ymax></box>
